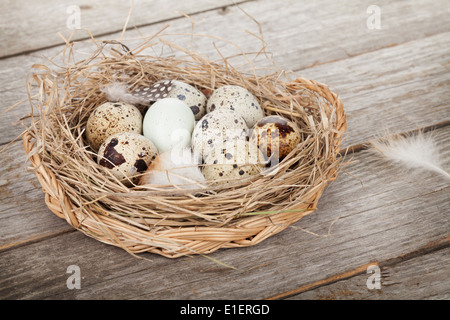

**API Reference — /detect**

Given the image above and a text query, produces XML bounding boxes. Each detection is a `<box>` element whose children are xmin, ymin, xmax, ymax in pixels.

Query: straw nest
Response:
<box><xmin>21</xmin><ymin>30</ymin><xmax>347</xmax><ymax>259</ymax></box>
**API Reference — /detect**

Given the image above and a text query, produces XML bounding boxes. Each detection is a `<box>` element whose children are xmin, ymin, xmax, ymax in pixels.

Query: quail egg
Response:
<box><xmin>206</xmin><ymin>85</ymin><xmax>264</xmax><ymax>127</ymax></box>
<box><xmin>202</xmin><ymin>140</ymin><xmax>265</xmax><ymax>185</ymax></box>
<box><xmin>191</xmin><ymin>109</ymin><xmax>249</xmax><ymax>160</ymax></box>
<box><xmin>86</xmin><ymin>101</ymin><xmax>142</xmax><ymax>151</ymax></box>
<box><xmin>97</xmin><ymin>132</ymin><xmax>158</xmax><ymax>186</ymax></box>
<box><xmin>159</xmin><ymin>80</ymin><xmax>207</xmax><ymax>120</ymax></box>
<box><xmin>143</xmin><ymin>98</ymin><xmax>195</xmax><ymax>153</ymax></box>
<box><xmin>250</xmin><ymin>115</ymin><xmax>302</xmax><ymax>165</ymax></box>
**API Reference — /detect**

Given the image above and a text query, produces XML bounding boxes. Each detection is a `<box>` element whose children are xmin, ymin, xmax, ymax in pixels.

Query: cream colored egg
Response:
<box><xmin>202</xmin><ymin>140</ymin><xmax>265</xmax><ymax>185</ymax></box>
<box><xmin>161</xmin><ymin>80</ymin><xmax>207</xmax><ymax>120</ymax></box>
<box><xmin>206</xmin><ymin>85</ymin><xmax>264</xmax><ymax>127</ymax></box>
<box><xmin>143</xmin><ymin>98</ymin><xmax>195</xmax><ymax>153</ymax></box>
<box><xmin>191</xmin><ymin>109</ymin><xmax>249</xmax><ymax>161</ymax></box>
<box><xmin>250</xmin><ymin>115</ymin><xmax>301</xmax><ymax>164</ymax></box>
<box><xmin>97</xmin><ymin>132</ymin><xmax>158</xmax><ymax>186</ymax></box>
<box><xmin>86</xmin><ymin>101</ymin><xmax>142</xmax><ymax>151</ymax></box>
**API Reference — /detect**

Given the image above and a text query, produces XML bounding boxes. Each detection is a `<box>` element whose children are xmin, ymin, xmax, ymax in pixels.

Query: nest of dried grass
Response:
<box><xmin>21</xmin><ymin>27</ymin><xmax>346</xmax><ymax>259</ymax></box>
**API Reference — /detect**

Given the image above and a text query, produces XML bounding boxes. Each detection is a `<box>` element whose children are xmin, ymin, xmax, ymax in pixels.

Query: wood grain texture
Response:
<box><xmin>2</xmin><ymin>0</ymin><xmax>449</xmax><ymax>145</ymax></box>
<box><xmin>1</xmin><ymin>31</ymin><xmax>449</xmax><ymax>246</ymax></box>
<box><xmin>287</xmin><ymin>246</ymin><xmax>450</xmax><ymax>300</ymax></box>
<box><xmin>300</xmin><ymin>32</ymin><xmax>450</xmax><ymax>148</ymax></box>
<box><xmin>0</xmin><ymin>139</ymin><xmax>71</xmax><ymax>250</ymax></box>
<box><xmin>0</xmin><ymin>0</ymin><xmax>251</xmax><ymax>58</ymax></box>
<box><xmin>1</xmin><ymin>126</ymin><xmax>448</xmax><ymax>299</ymax></box>
<box><xmin>1</xmin><ymin>0</ymin><xmax>449</xmax><ymax>300</ymax></box>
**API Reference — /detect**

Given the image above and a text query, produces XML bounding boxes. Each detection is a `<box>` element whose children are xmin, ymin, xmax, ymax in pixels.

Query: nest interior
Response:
<box><xmin>21</xmin><ymin>34</ymin><xmax>347</xmax><ymax>258</ymax></box>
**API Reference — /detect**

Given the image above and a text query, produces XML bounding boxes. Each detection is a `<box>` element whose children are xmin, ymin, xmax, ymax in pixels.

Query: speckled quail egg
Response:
<box><xmin>97</xmin><ymin>132</ymin><xmax>158</xmax><ymax>186</ymax></box>
<box><xmin>191</xmin><ymin>109</ymin><xmax>249</xmax><ymax>160</ymax></box>
<box><xmin>250</xmin><ymin>115</ymin><xmax>302</xmax><ymax>164</ymax></box>
<box><xmin>202</xmin><ymin>140</ymin><xmax>265</xmax><ymax>185</ymax></box>
<box><xmin>157</xmin><ymin>80</ymin><xmax>207</xmax><ymax>120</ymax></box>
<box><xmin>143</xmin><ymin>98</ymin><xmax>195</xmax><ymax>153</ymax></box>
<box><xmin>86</xmin><ymin>101</ymin><xmax>142</xmax><ymax>151</ymax></box>
<box><xmin>206</xmin><ymin>85</ymin><xmax>264</xmax><ymax>127</ymax></box>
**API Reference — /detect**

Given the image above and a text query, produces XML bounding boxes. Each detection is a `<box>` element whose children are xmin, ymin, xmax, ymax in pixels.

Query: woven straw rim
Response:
<box><xmin>21</xmin><ymin>30</ymin><xmax>347</xmax><ymax>259</ymax></box>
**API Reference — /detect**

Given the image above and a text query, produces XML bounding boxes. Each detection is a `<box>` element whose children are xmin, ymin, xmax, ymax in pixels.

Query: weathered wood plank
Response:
<box><xmin>2</xmin><ymin>30</ymin><xmax>449</xmax><ymax>150</ymax></box>
<box><xmin>299</xmin><ymin>32</ymin><xmax>450</xmax><ymax>148</ymax></box>
<box><xmin>1</xmin><ymin>126</ymin><xmax>448</xmax><ymax>299</ymax></box>
<box><xmin>1</xmin><ymin>0</ymin><xmax>449</xmax><ymax>146</ymax></box>
<box><xmin>0</xmin><ymin>140</ymin><xmax>71</xmax><ymax>250</ymax></box>
<box><xmin>2</xmin><ymin>23</ymin><xmax>449</xmax><ymax>248</ymax></box>
<box><xmin>1</xmin><ymin>0</ymin><xmax>449</xmax><ymax>300</ymax></box>
<box><xmin>0</xmin><ymin>0</ymin><xmax>251</xmax><ymax>58</ymax></box>
<box><xmin>287</xmin><ymin>247</ymin><xmax>450</xmax><ymax>300</ymax></box>
<box><xmin>2</xmin><ymin>64</ymin><xmax>449</xmax><ymax>249</ymax></box>
<box><xmin>3</xmin><ymin>0</ymin><xmax>448</xmax><ymax>65</ymax></box>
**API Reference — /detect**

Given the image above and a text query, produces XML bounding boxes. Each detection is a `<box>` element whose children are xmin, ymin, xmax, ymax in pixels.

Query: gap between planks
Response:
<box><xmin>1</xmin><ymin>2</ymin><xmax>448</xmax><ymax>296</ymax></box>
<box><xmin>266</xmin><ymin>236</ymin><xmax>450</xmax><ymax>300</ymax></box>
<box><xmin>1</xmin><ymin>40</ymin><xmax>449</xmax><ymax>150</ymax></box>
<box><xmin>0</xmin><ymin>227</ymin><xmax>74</xmax><ymax>252</ymax></box>
<box><xmin>298</xmin><ymin>30</ymin><xmax>449</xmax><ymax>72</ymax></box>
<box><xmin>0</xmin><ymin>0</ymin><xmax>256</xmax><ymax>61</ymax></box>
<box><xmin>1</xmin><ymin>120</ymin><xmax>449</xmax><ymax>253</ymax></box>
<box><xmin>1</xmin><ymin>2</ymin><xmax>449</xmax><ymax>147</ymax></box>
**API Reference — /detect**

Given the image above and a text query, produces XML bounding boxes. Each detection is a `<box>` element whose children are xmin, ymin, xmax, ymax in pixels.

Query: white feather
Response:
<box><xmin>369</xmin><ymin>130</ymin><xmax>449</xmax><ymax>179</ymax></box>
<box><xmin>100</xmin><ymin>81</ymin><xmax>147</xmax><ymax>105</ymax></box>
<box><xmin>139</xmin><ymin>147</ymin><xmax>208</xmax><ymax>190</ymax></box>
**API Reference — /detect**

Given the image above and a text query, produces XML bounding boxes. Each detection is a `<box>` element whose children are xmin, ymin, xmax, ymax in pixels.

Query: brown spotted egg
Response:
<box><xmin>250</xmin><ymin>115</ymin><xmax>301</xmax><ymax>165</ymax></box>
<box><xmin>202</xmin><ymin>140</ymin><xmax>265</xmax><ymax>185</ymax></box>
<box><xmin>86</xmin><ymin>101</ymin><xmax>142</xmax><ymax>151</ymax></box>
<box><xmin>97</xmin><ymin>132</ymin><xmax>158</xmax><ymax>186</ymax></box>
<box><xmin>191</xmin><ymin>109</ymin><xmax>249</xmax><ymax>161</ymax></box>
<box><xmin>206</xmin><ymin>85</ymin><xmax>264</xmax><ymax>127</ymax></box>
<box><xmin>163</xmin><ymin>80</ymin><xmax>207</xmax><ymax>120</ymax></box>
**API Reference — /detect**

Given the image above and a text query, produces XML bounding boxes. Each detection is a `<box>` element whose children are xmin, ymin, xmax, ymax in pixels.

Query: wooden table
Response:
<box><xmin>1</xmin><ymin>0</ymin><xmax>449</xmax><ymax>301</ymax></box>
